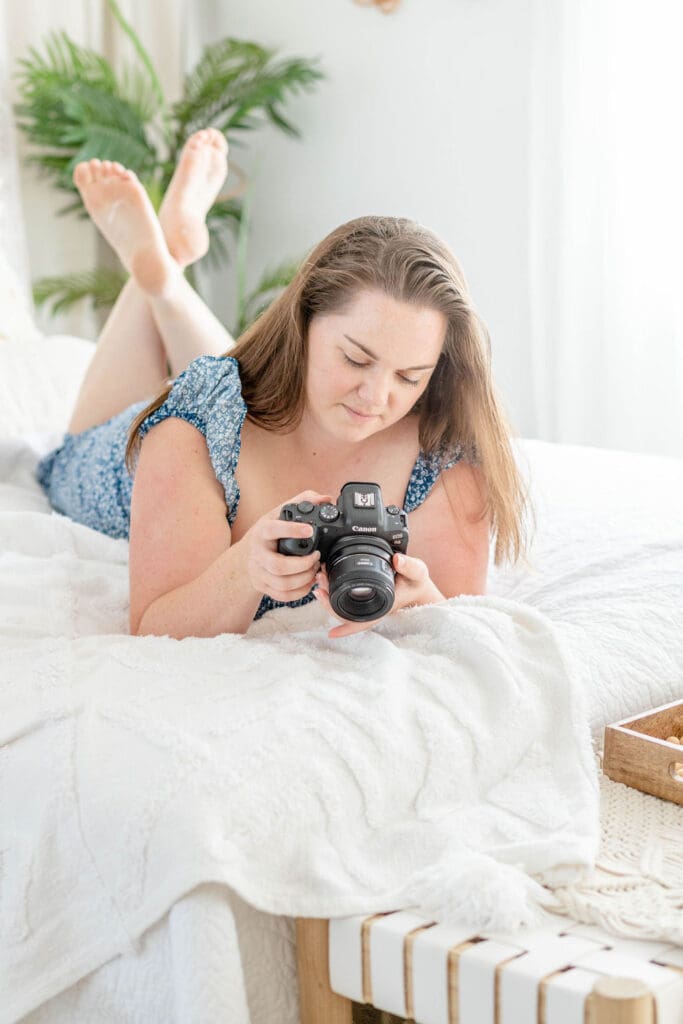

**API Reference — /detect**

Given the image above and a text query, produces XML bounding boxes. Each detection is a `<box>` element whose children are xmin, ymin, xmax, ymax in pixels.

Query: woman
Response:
<box><xmin>37</xmin><ymin>129</ymin><xmax>531</xmax><ymax>640</ymax></box>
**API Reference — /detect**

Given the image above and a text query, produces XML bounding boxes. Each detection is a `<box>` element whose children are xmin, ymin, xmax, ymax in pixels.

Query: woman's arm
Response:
<box><xmin>134</xmin><ymin>540</ymin><xmax>265</xmax><ymax>639</ymax></box>
<box><xmin>129</xmin><ymin>418</ymin><xmax>263</xmax><ymax>637</ymax></box>
<box><xmin>411</xmin><ymin>459</ymin><xmax>490</xmax><ymax>598</ymax></box>
<box><xmin>129</xmin><ymin>418</ymin><xmax>327</xmax><ymax>639</ymax></box>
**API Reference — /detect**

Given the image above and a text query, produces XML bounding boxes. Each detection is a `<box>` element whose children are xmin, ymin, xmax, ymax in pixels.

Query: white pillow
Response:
<box><xmin>0</xmin><ymin>334</ymin><xmax>95</xmax><ymax>437</ymax></box>
<box><xmin>0</xmin><ymin>248</ymin><xmax>42</xmax><ymax>346</ymax></box>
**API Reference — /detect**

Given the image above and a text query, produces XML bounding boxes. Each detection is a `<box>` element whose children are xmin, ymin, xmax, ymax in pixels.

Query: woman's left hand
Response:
<box><xmin>312</xmin><ymin>552</ymin><xmax>445</xmax><ymax>638</ymax></box>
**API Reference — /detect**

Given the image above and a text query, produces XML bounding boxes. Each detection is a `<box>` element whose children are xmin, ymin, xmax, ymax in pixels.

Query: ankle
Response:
<box><xmin>131</xmin><ymin>246</ymin><xmax>181</xmax><ymax>298</ymax></box>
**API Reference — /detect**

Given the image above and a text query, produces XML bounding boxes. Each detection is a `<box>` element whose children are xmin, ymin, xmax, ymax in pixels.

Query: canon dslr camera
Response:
<box><xmin>277</xmin><ymin>482</ymin><xmax>409</xmax><ymax>623</ymax></box>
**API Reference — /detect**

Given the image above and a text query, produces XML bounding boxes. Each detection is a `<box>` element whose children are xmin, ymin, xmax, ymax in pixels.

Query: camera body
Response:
<box><xmin>278</xmin><ymin>482</ymin><xmax>409</xmax><ymax>622</ymax></box>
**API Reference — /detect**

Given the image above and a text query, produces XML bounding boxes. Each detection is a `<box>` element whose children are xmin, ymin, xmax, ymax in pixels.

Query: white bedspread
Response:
<box><xmin>0</xmin><ymin>434</ymin><xmax>606</xmax><ymax>1022</ymax></box>
<box><xmin>1</xmin><ymin>433</ymin><xmax>682</xmax><ymax>1023</ymax></box>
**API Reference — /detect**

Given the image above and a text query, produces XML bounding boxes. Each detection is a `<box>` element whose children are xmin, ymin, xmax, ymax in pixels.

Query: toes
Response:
<box><xmin>82</xmin><ymin>159</ymin><xmax>133</xmax><ymax>182</ymax></box>
<box><xmin>74</xmin><ymin>159</ymin><xmax>107</xmax><ymax>186</ymax></box>
<box><xmin>73</xmin><ymin>158</ymin><xmax>138</xmax><ymax>190</ymax></box>
<box><xmin>207</xmin><ymin>128</ymin><xmax>228</xmax><ymax>152</ymax></box>
<box><xmin>73</xmin><ymin>162</ymin><xmax>92</xmax><ymax>187</ymax></box>
<box><xmin>75</xmin><ymin>158</ymin><xmax>111</xmax><ymax>187</ymax></box>
<box><xmin>87</xmin><ymin>158</ymin><xmax>103</xmax><ymax>182</ymax></box>
<box><xmin>186</xmin><ymin>127</ymin><xmax>228</xmax><ymax>153</ymax></box>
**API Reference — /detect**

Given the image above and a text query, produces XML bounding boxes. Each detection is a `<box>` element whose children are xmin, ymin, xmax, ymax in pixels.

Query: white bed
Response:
<box><xmin>0</xmin><ymin>330</ymin><xmax>681</xmax><ymax>1024</ymax></box>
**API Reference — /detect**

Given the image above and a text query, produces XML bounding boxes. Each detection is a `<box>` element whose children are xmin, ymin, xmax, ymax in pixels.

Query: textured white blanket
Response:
<box><xmin>0</xmin><ymin>437</ymin><xmax>602</xmax><ymax>1022</ymax></box>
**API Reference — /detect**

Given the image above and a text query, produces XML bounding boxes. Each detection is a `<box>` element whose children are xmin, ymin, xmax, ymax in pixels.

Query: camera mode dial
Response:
<box><xmin>318</xmin><ymin>504</ymin><xmax>340</xmax><ymax>522</ymax></box>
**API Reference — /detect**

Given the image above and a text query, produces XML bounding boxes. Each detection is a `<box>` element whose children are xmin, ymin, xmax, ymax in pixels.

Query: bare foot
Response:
<box><xmin>159</xmin><ymin>128</ymin><xmax>229</xmax><ymax>267</ymax></box>
<box><xmin>73</xmin><ymin>160</ymin><xmax>178</xmax><ymax>296</ymax></box>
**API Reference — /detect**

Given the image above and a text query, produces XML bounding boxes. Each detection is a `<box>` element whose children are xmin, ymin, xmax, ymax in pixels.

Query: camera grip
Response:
<box><xmin>277</xmin><ymin>536</ymin><xmax>316</xmax><ymax>556</ymax></box>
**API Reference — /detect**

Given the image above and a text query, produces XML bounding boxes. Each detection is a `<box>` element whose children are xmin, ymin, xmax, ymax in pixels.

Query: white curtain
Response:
<box><xmin>0</xmin><ymin>0</ymin><xmax>31</xmax><ymax>310</ymax></box>
<box><xmin>529</xmin><ymin>0</ymin><xmax>683</xmax><ymax>459</ymax></box>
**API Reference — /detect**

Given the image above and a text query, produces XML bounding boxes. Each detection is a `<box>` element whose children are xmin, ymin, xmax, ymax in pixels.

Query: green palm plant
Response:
<box><xmin>14</xmin><ymin>0</ymin><xmax>324</xmax><ymax>334</ymax></box>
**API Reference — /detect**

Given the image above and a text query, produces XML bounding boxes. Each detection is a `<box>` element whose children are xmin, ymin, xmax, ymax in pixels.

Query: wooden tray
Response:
<box><xmin>603</xmin><ymin>698</ymin><xmax>683</xmax><ymax>805</ymax></box>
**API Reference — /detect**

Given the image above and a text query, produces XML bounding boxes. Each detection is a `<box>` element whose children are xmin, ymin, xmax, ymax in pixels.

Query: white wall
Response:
<box><xmin>9</xmin><ymin>0</ymin><xmax>537</xmax><ymax>437</ymax></box>
<box><xmin>193</xmin><ymin>0</ymin><xmax>536</xmax><ymax>437</ymax></box>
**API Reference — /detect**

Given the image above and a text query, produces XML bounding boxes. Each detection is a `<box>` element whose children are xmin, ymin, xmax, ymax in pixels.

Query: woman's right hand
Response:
<box><xmin>241</xmin><ymin>491</ymin><xmax>334</xmax><ymax>603</ymax></box>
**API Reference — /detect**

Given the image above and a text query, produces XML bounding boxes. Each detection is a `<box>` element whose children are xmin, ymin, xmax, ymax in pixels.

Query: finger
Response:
<box><xmin>265</xmin><ymin>580</ymin><xmax>318</xmax><ymax>602</ymax></box>
<box><xmin>263</xmin><ymin>549</ymin><xmax>320</xmax><ymax>577</ymax></box>
<box><xmin>312</xmin><ymin>587</ymin><xmax>333</xmax><ymax>614</ymax></box>
<box><xmin>393</xmin><ymin>552</ymin><xmax>429</xmax><ymax>582</ymax></box>
<box><xmin>312</xmin><ymin>589</ymin><xmax>373</xmax><ymax>637</ymax></box>
<box><xmin>267</xmin><ymin>491</ymin><xmax>335</xmax><ymax>519</ymax></box>
<box><xmin>288</xmin><ymin>490</ymin><xmax>335</xmax><ymax>505</ymax></box>
<box><xmin>262</xmin><ymin>565</ymin><xmax>319</xmax><ymax>593</ymax></box>
<box><xmin>328</xmin><ymin>619</ymin><xmax>375</xmax><ymax>639</ymax></box>
<box><xmin>261</xmin><ymin>520</ymin><xmax>315</xmax><ymax>543</ymax></box>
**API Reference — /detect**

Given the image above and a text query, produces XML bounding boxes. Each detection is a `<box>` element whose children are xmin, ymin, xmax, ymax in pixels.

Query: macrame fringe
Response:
<box><xmin>402</xmin><ymin>778</ymin><xmax>683</xmax><ymax>948</ymax></box>
<box><xmin>541</xmin><ymin>775</ymin><xmax>683</xmax><ymax>947</ymax></box>
<box><xmin>547</xmin><ymin>883</ymin><xmax>683</xmax><ymax>945</ymax></box>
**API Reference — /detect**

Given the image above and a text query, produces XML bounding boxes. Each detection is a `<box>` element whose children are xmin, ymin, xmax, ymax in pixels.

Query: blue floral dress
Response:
<box><xmin>36</xmin><ymin>356</ymin><xmax>467</xmax><ymax>620</ymax></box>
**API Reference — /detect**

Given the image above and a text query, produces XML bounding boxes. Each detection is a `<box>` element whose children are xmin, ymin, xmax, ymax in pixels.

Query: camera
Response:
<box><xmin>277</xmin><ymin>482</ymin><xmax>409</xmax><ymax>622</ymax></box>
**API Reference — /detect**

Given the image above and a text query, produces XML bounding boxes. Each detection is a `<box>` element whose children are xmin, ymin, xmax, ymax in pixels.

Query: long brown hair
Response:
<box><xmin>126</xmin><ymin>215</ymin><xmax>533</xmax><ymax>565</ymax></box>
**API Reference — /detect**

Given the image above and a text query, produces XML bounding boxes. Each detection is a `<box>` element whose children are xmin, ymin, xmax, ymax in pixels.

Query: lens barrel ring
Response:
<box><xmin>326</xmin><ymin>536</ymin><xmax>396</xmax><ymax>622</ymax></box>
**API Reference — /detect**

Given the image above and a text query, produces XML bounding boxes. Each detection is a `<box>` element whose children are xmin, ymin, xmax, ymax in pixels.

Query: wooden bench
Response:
<box><xmin>296</xmin><ymin>912</ymin><xmax>683</xmax><ymax>1023</ymax></box>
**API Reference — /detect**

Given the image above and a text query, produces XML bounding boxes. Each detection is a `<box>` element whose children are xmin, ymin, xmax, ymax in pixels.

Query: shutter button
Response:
<box><xmin>297</xmin><ymin>501</ymin><xmax>315</xmax><ymax>514</ymax></box>
<box><xmin>386</xmin><ymin>504</ymin><xmax>400</xmax><ymax>515</ymax></box>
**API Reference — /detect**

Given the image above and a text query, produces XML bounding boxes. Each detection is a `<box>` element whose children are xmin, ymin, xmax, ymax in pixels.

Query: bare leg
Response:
<box><xmin>67</xmin><ymin>278</ymin><xmax>168</xmax><ymax>434</ymax></box>
<box><xmin>68</xmin><ymin>130</ymin><xmax>232</xmax><ymax>434</ymax></box>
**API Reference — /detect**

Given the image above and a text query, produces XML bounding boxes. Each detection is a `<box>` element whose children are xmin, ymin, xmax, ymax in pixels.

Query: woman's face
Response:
<box><xmin>304</xmin><ymin>288</ymin><xmax>447</xmax><ymax>443</ymax></box>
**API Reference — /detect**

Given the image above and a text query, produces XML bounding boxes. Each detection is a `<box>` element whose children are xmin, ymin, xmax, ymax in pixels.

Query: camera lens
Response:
<box><xmin>326</xmin><ymin>537</ymin><xmax>396</xmax><ymax>622</ymax></box>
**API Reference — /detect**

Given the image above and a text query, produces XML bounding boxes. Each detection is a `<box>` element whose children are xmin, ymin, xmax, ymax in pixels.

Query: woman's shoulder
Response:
<box><xmin>139</xmin><ymin>355</ymin><xmax>244</xmax><ymax>440</ymax></box>
<box><xmin>170</xmin><ymin>354</ymin><xmax>243</xmax><ymax>408</ymax></box>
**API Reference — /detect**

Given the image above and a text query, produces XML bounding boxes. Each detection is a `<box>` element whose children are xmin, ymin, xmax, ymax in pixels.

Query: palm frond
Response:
<box><xmin>200</xmin><ymin>197</ymin><xmax>243</xmax><ymax>270</ymax></box>
<box><xmin>234</xmin><ymin>189</ymin><xmax>253</xmax><ymax>330</ymax></box>
<box><xmin>119</xmin><ymin>64</ymin><xmax>165</xmax><ymax>123</ymax></box>
<box><xmin>172</xmin><ymin>38</ymin><xmax>324</xmax><ymax>145</ymax></box>
<box><xmin>106</xmin><ymin>0</ymin><xmax>165</xmax><ymax>116</ymax></box>
<box><xmin>17</xmin><ymin>32</ymin><xmax>118</xmax><ymax>92</ymax></box>
<box><xmin>55</xmin><ymin>198</ymin><xmax>88</xmax><ymax>217</ymax></box>
<box><xmin>23</xmin><ymin>153</ymin><xmax>79</xmax><ymax>196</ymax></box>
<box><xmin>202</xmin><ymin>229</ymin><xmax>231</xmax><ymax>272</ymax></box>
<box><xmin>237</xmin><ymin>256</ymin><xmax>301</xmax><ymax>334</ymax></box>
<box><xmin>14</xmin><ymin>31</ymin><xmax>157</xmax><ymax>193</ymax></box>
<box><xmin>33</xmin><ymin>268</ymin><xmax>127</xmax><ymax>315</ymax></box>
<box><xmin>65</xmin><ymin>122</ymin><xmax>155</xmax><ymax>177</ymax></box>
<box><xmin>207</xmin><ymin>197</ymin><xmax>242</xmax><ymax>232</ymax></box>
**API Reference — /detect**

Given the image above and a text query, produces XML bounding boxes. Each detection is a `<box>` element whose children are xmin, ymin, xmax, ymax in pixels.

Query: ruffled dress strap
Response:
<box><xmin>137</xmin><ymin>355</ymin><xmax>247</xmax><ymax>523</ymax></box>
<box><xmin>404</xmin><ymin>444</ymin><xmax>468</xmax><ymax>513</ymax></box>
